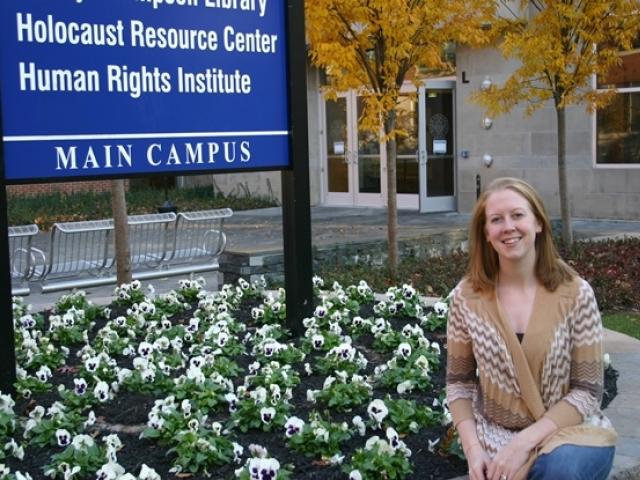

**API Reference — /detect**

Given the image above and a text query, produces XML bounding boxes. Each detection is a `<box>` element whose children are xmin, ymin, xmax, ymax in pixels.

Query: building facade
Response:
<box><xmin>183</xmin><ymin>43</ymin><xmax>640</xmax><ymax>220</ymax></box>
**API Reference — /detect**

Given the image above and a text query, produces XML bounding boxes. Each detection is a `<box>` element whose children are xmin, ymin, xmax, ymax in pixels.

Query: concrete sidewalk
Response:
<box><xmin>604</xmin><ymin>329</ymin><xmax>640</xmax><ymax>480</ymax></box>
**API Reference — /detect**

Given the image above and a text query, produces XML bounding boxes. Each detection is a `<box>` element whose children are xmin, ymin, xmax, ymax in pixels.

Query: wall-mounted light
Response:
<box><xmin>482</xmin><ymin>153</ymin><xmax>493</xmax><ymax>167</ymax></box>
<box><xmin>481</xmin><ymin>76</ymin><xmax>492</xmax><ymax>91</ymax></box>
<box><xmin>482</xmin><ymin>117</ymin><xmax>493</xmax><ymax>129</ymax></box>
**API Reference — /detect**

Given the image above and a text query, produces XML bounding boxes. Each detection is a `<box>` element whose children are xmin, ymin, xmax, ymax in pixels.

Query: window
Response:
<box><xmin>596</xmin><ymin>36</ymin><xmax>640</xmax><ymax>165</ymax></box>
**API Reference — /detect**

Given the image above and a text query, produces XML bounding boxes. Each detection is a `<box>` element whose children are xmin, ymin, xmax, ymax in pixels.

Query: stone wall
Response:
<box><xmin>220</xmin><ymin>228</ymin><xmax>468</xmax><ymax>284</ymax></box>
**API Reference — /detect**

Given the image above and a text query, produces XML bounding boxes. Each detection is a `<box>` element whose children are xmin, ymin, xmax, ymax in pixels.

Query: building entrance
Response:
<box><xmin>322</xmin><ymin>80</ymin><xmax>456</xmax><ymax>212</ymax></box>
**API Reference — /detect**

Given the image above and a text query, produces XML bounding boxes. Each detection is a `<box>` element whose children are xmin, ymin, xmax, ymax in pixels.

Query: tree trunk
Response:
<box><xmin>555</xmin><ymin>105</ymin><xmax>573</xmax><ymax>245</ymax></box>
<box><xmin>384</xmin><ymin>110</ymin><xmax>398</xmax><ymax>282</ymax></box>
<box><xmin>111</xmin><ymin>179</ymin><xmax>132</xmax><ymax>285</ymax></box>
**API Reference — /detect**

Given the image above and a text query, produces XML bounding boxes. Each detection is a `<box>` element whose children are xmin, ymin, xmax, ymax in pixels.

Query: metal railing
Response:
<box><xmin>8</xmin><ymin>209</ymin><xmax>232</xmax><ymax>294</ymax></box>
<box><xmin>124</xmin><ymin>212</ymin><xmax>177</xmax><ymax>270</ymax></box>
<box><xmin>8</xmin><ymin>224</ymin><xmax>39</xmax><ymax>296</ymax></box>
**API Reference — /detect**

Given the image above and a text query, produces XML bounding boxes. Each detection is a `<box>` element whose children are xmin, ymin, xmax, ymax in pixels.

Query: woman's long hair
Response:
<box><xmin>467</xmin><ymin>177</ymin><xmax>576</xmax><ymax>293</ymax></box>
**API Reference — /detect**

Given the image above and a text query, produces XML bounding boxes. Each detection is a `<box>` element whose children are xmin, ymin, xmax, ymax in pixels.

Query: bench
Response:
<box><xmin>14</xmin><ymin>209</ymin><xmax>232</xmax><ymax>294</ymax></box>
<box><xmin>8</xmin><ymin>224</ymin><xmax>39</xmax><ymax>296</ymax></box>
<box><xmin>124</xmin><ymin>212</ymin><xmax>177</xmax><ymax>270</ymax></box>
<box><xmin>166</xmin><ymin>208</ymin><xmax>232</xmax><ymax>275</ymax></box>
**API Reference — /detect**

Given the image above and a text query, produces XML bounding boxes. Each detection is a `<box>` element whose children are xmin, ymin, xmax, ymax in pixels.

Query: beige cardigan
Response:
<box><xmin>446</xmin><ymin>276</ymin><xmax>616</xmax><ymax>478</ymax></box>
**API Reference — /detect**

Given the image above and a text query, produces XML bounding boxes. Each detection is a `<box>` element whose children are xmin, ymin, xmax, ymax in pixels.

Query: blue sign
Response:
<box><xmin>0</xmin><ymin>0</ymin><xmax>291</xmax><ymax>182</ymax></box>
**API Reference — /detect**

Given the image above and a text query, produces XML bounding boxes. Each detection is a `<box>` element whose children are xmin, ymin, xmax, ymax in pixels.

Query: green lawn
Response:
<box><xmin>602</xmin><ymin>312</ymin><xmax>640</xmax><ymax>340</ymax></box>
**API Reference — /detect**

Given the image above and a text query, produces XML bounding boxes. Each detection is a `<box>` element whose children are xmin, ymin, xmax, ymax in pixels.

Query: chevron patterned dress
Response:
<box><xmin>446</xmin><ymin>277</ymin><xmax>617</xmax><ymax>478</ymax></box>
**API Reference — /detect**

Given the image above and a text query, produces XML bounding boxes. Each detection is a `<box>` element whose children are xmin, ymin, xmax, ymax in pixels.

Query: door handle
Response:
<box><xmin>418</xmin><ymin>150</ymin><xmax>427</xmax><ymax>166</ymax></box>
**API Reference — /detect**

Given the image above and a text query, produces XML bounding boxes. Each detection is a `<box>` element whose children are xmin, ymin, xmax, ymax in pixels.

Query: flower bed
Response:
<box><xmin>1</xmin><ymin>277</ymin><xmax>615</xmax><ymax>479</ymax></box>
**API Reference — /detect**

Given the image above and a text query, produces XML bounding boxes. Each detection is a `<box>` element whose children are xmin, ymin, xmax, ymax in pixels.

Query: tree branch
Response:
<box><xmin>331</xmin><ymin>5</ymin><xmax>381</xmax><ymax>92</ymax></box>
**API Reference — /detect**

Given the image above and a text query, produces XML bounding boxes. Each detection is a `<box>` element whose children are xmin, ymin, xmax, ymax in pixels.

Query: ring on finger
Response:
<box><xmin>500</xmin><ymin>475</ymin><xmax>507</xmax><ymax>480</ymax></box>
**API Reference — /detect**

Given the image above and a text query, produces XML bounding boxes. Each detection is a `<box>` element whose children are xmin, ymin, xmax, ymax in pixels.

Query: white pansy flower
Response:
<box><xmin>132</xmin><ymin>357</ymin><xmax>148</xmax><ymax>371</ymax></box>
<box><xmin>35</xmin><ymin>366</ymin><xmax>52</xmax><ymax>383</ymax></box>
<box><xmin>323</xmin><ymin>376</ymin><xmax>336</xmax><ymax>390</ymax></box>
<box><xmin>415</xmin><ymin>355</ymin><xmax>431</xmax><ymax>372</ymax></box>
<box><xmin>71</xmin><ymin>434</ymin><xmax>95</xmax><ymax>451</ymax></box>
<box><xmin>187</xmin><ymin>418</ymin><xmax>199</xmax><ymax>432</ymax></box>
<box><xmin>28</xmin><ymin>405</ymin><xmax>44</xmax><ymax>420</ymax></box>
<box><xmin>4</xmin><ymin>439</ymin><xmax>24</xmax><ymax>460</ymax></box>
<box><xmin>304</xmin><ymin>363</ymin><xmax>313</xmax><ymax>375</ymax></box>
<box><xmin>248</xmin><ymin>361</ymin><xmax>261</xmax><ymax>374</ymax></box>
<box><xmin>367</xmin><ymin>399</ymin><xmax>388</xmax><ymax>426</ymax></box>
<box><xmin>251</xmin><ymin>387</ymin><xmax>268</xmax><ymax>405</ymax></box>
<box><xmin>441</xmin><ymin>407</ymin><xmax>452</xmax><ymax>425</ymax></box>
<box><xmin>232</xmin><ymin>442</ymin><xmax>244</xmax><ymax>463</ymax></box>
<box><xmin>396</xmin><ymin>380</ymin><xmax>414</xmax><ymax>395</ymax></box>
<box><xmin>94</xmin><ymin>381</ymin><xmax>110</xmax><ymax>402</ymax></box>
<box><xmin>95</xmin><ymin>462</ymin><xmax>125</xmax><ymax>480</ymax></box>
<box><xmin>284</xmin><ymin>416</ymin><xmax>305</xmax><ymax>437</ymax></box>
<box><xmin>402</xmin><ymin>284</ymin><xmax>416</xmax><ymax>299</ymax></box>
<box><xmin>260</xmin><ymin>407</ymin><xmax>276</xmax><ymax>424</ymax></box>
<box><xmin>396</xmin><ymin>342</ymin><xmax>412</xmax><ymax>360</ymax></box>
<box><xmin>349</xmin><ymin>470</ymin><xmax>363</xmax><ymax>480</ymax></box>
<box><xmin>433</xmin><ymin>301</ymin><xmax>448</xmax><ymax>317</ymax></box>
<box><xmin>386</xmin><ymin>427</ymin><xmax>400</xmax><ymax>449</ymax></box>
<box><xmin>84</xmin><ymin>356</ymin><xmax>99</xmax><ymax>373</ymax></box>
<box><xmin>101</xmin><ymin>434</ymin><xmax>122</xmax><ymax>453</ymax></box>
<box><xmin>248</xmin><ymin>443</ymin><xmax>268</xmax><ymax>458</ymax></box>
<box><xmin>84</xmin><ymin>411</ymin><xmax>96</xmax><ymax>429</ymax></box>
<box><xmin>211</xmin><ymin>422</ymin><xmax>222</xmax><ymax>436</ymax></box>
<box><xmin>186</xmin><ymin>365</ymin><xmax>205</xmax><ymax>385</ymax></box>
<box><xmin>313</xmin><ymin>426</ymin><xmax>329</xmax><ymax>442</ymax></box>
<box><xmin>55</xmin><ymin>429</ymin><xmax>71</xmax><ymax>447</ymax></box>
<box><xmin>225</xmin><ymin>393</ymin><xmax>238</xmax><ymax>413</ymax></box>
<box><xmin>352</xmin><ymin>415</ymin><xmax>366</xmax><ymax>436</ymax></box>
<box><xmin>73</xmin><ymin>378</ymin><xmax>88</xmax><ymax>396</ymax></box>
<box><xmin>311</xmin><ymin>334</ymin><xmax>325</xmax><ymax>350</ymax></box>
<box><xmin>306</xmin><ymin>389</ymin><xmax>319</xmax><ymax>403</ymax></box>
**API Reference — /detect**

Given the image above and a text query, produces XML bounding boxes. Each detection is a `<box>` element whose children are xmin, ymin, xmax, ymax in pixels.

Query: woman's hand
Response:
<box><xmin>486</xmin><ymin>437</ymin><xmax>531</xmax><ymax>480</ymax></box>
<box><xmin>466</xmin><ymin>443</ymin><xmax>491</xmax><ymax>480</ymax></box>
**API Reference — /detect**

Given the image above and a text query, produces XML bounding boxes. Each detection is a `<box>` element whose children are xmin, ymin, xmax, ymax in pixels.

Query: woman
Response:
<box><xmin>446</xmin><ymin>177</ymin><xmax>616</xmax><ymax>480</ymax></box>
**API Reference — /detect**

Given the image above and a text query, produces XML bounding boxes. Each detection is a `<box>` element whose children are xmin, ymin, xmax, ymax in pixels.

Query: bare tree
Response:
<box><xmin>110</xmin><ymin>179</ymin><xmax>132</xmax><ymax>284</ymax></box>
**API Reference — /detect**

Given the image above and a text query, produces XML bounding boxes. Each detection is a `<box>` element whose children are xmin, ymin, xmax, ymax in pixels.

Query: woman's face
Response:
<box><xmin>484</xmin><ymin>188</ymin><xmax>542</xmax><ymax>266</ymax></box>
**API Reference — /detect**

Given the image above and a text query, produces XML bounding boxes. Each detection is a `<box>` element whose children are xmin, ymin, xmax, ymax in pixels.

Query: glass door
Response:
<box><xmin>324</xmin><ymin>95</ymin><xmax>351</xmax><ymax>205</ymax></box>
<box><xmin>419</xmin><ymin>81</ymin><xmax>456</xmax><ymax>212</ymax></box>
<box><xmin>396</xmin><ymin>94</ymin><xmax>420</xmax><ymax>209</ymax></box>
<box><xmin>324</xmin><ymin>92</ymin><xmax>383</xmax><ymax>206</ymax></box>
<box><xmin>354</xmin><ymin>96</ymin><xmax>383</xmax><ymax>206</ymax></box>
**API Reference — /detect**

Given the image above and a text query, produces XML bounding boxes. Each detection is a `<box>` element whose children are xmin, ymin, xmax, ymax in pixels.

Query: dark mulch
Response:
<box><xmin>6</xmin><ymin>294</ymin><xmax>618</xmax><ymax>480</ymax></box>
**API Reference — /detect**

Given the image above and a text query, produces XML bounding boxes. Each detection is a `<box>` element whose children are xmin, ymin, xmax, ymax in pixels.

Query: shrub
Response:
<box><xmin>318</xmin><ymin>238</ymin><xmax>640</xmax><ymax>312</ymax></box>
<box><xmin>8</xmin><ymin>185</ymin><xmax>277</xmax><ymax>230</ymax></box>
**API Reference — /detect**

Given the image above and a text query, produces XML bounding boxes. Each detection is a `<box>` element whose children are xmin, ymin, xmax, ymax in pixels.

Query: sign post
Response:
<box><xmin>0</xmin><ymin>0</ymin><xmax>312</xmax><ymax>394</ymax></box>
<box><xmin>282</xmin><ymin>0</ymin><xmax>313</xmax><ymax>336</ymax></box>
<box><xmin>0</xmin><ymin>186</ymin><xmax>16</xmax><ymax>394</ymax></box>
